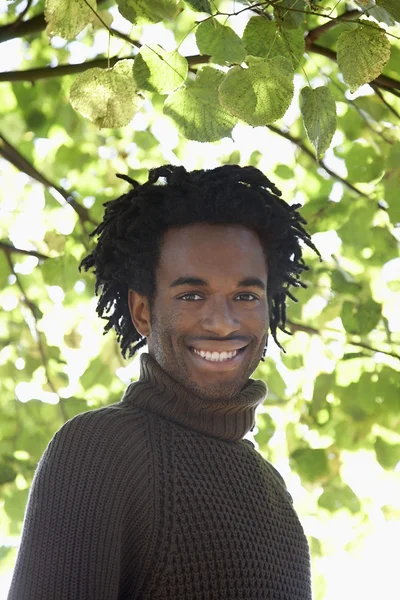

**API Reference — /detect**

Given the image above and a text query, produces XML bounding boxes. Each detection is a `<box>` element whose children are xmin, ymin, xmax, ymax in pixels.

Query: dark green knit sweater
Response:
<box><xmin>8</xmin><ymin>352</ymin><xmax>312</xmax><ymax>599</ymax></box>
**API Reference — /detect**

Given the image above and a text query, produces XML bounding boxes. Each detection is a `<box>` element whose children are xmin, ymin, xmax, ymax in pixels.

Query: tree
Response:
<box><xmin>0</xmin><ymin>1</ymin><xmax>399</xmax><ymax>597</ymax></box>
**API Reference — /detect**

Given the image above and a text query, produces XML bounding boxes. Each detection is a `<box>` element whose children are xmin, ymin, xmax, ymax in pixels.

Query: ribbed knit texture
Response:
<box><xmin>8</xmin><ymin>352</ymin><xmax>312</xmax><ymax>599</ymax></box>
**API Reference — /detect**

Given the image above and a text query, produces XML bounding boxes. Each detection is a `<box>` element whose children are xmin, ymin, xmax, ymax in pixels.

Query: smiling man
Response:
<box><xmin>8</xmin><ymin>164</ymin><xmax>320</xmax><ymax>600</ymax></box>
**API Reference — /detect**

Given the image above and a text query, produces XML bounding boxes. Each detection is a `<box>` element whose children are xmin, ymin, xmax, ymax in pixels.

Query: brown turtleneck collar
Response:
<box><xmin>121</xmin><ymin>352</ymin><xmax>267</xmax><ymax>442</ymax></box>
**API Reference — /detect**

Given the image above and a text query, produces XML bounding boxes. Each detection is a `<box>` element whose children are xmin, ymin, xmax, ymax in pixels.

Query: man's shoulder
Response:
<box><xmin>49</xmin><ymin>398</ymin><xmax>150</xmax><ymax>459</ymax></box>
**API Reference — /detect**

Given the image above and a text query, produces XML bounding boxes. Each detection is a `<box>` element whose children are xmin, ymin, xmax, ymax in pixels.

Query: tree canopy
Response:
<box><xmin>0</xmin><ymin>1</ymin><xmax>399</xmax><ymax>597</ymax></box>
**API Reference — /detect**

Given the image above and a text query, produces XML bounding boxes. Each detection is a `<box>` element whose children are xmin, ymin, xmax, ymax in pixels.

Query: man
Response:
<box><xmin>8</xmin><ymin>164</ymin><xmax>320</xmax><ymax>599</ymax></box>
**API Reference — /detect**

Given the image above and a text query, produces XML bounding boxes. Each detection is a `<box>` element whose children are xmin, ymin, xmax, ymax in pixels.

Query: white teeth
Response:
<box><xmin>192</xmin><ymin>348</ymin><xmax>239</xmax><ymax>362</ymax></box>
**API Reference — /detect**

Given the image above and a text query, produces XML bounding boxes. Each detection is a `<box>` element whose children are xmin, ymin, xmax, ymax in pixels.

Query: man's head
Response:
<box><xmin>80</xmin><ymin>164</ymin><xmax>319</xmax><ymax>400</ymax></box>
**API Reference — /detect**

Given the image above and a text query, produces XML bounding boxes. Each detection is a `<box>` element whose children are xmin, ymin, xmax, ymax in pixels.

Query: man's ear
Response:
<box><xmin>128</xmin><ymin>290</ymin><xmax>151</xmax><ymax>337</ymax></box>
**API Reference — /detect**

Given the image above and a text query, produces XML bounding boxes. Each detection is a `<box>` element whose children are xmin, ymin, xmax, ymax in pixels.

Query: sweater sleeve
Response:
<box><xmin>7</xmin><ymin>408</ymin><xmax>140</xmax><ymax>600</ymax></box>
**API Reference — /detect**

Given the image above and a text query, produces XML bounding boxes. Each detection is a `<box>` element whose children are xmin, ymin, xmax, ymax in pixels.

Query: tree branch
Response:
<box><xmin>0</xmin><ymin>241</ymin><xmax>49</xmax><ymax>260</ymax></box>
<box><xmin>0</xmin><ymin>133</ymin><xmax>97</xmax><ymax>226</ymax></box>
<box><xmin>0</xmin><ymin>52</ymin><xmax>209</xmax><ymax>83</ymax></box>
<box><xmin>287</xmin><ymin>320</ymin><xmax>400</xmax><ymax>361</ymax></box>
<box><xmin>306</xmin><ymin>9</ymin><xmax>360</xmax><ymax>43</ymax></box>
<box><xmin>266</xmin><ymin>125</ymin><xmax>374</xmax><ymax>202</ymax></box>
<box><xmin>0</xmin><ymin>13</ymin><xmax>45</xmax><ymax>44</ymax></box>
<box><xmin>2</xmin><ymin>2</ymin><xmax>399</xmax><ymax>98</ymax></box>
<box><xmin>370</xmin><ymin>85</ymin><xmax>400</xmax><ymax>121</ymax></box>
<box><xmin>305</xmin><ymin>41</ymin><xmax>400</xmax><ymax>97</ymax></box>
<box><xmin>0</xmin><ymin>0</ymin><xmax>109</xmax><ymax>43</ymax></box>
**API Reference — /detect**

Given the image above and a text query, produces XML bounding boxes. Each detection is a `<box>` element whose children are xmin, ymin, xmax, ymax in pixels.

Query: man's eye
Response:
<box><xmin>179</xmin><ymin>293</ymin><xmax>258</xmax><ymax>301</ymax></box>
<box><xmin>237</xmin><ymin>294</ymin><xmax>258</xmax><ymax>301</ymax></box>
<box><xmin>179</xmin><ymin>293</ymin><xmax>202</xmax><ymax>301</ymax></box>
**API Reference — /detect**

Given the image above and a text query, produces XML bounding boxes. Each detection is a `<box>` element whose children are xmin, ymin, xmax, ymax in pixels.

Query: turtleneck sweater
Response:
<box><xmin>8</xmin><ymin>352</ymin><xmax>312</xmax><ymax>600</ymax></box>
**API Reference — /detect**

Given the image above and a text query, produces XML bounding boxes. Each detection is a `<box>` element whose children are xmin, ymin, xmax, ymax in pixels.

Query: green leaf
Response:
<box><xmin>290</xmin><ymin>448</ymin><xmax>330</xmax><ymax>483</ymax></box>
<box><xmin>300</xmin><ymin>86</ymin><xmax>336</xmax><ymax>158</ymax></box>
<box><xmin>116</xmin><ymin>0</ymin><xmax>180</xmax><ymax>24</ymax></box>
<box><xmin>274</xmin><ymin>0</ymin><xmax>306</xmax><ymax>29</ymax></box>
<box><xmin>70</xmin><ymin>60</ymin><xmax>143</xmax><ymax>128</ymax></box>
<box><xmin>318</xmin><ymin>483</ymin><xmax>361</xmax><ymax>514</ymax></box>
<box><xmin>376</xmin><ymin>0</ymin><xmax>400</xmax><ymax>22</ymax></box>
<box><xmin>369</xmin><ymin>226</ymin><xmax>398</xmax><ymax>266</ymax></box>
<box><xmin>4</xmin><ymin>489</ymin><xmax>29</xmax><ymax>523</ymax></box>
<box><xmin>310</xmin><ymin>373</ymin><xmax>335</xmax><ymax>425</ymax></box>
<box><xmin>163</xmin><ymin>66</ymin><xmax>238</xmax><ymax>142</ymax></box>
<box><xmin>133</xmin><ymin>46</ymin><xmax>188</xmax><ymax>94</ymax></box>
<box><xmin>195</xmin><ymin>19</ymin><xmax>247</xmax><ymax>65</ymax></box>
<box><xmin>45</xmin><ymin>0</ymin><xmax>96</xmax><ymax>39</ymax></box>
<box><xmin>337</xmin><ymin>23</ymin><xmax>391</xmax><ymax>92</ymax></box>
<box><xmin>255</xmin><ymin>413</ymin><xmax>276</xmax><ymax>447</ymax></box>
<box><xmin>242</xmin><ymin>17</ymin><xmax>305</xmax><ymax>67</ymax></box>
<box><xmin>375</xmin><ymin>436</ymin><xmax>400</xmax><ymax>470</ymax></box>
<box><xmin>345</xmin><ymin>143</ymin><xmax>384</xmax><ymax>183</ymax></box>
<box><xmin>219</xmin><ymin>56</ymin><xmax>294</xmax><ymax>127</ymax></box>
<box><xmin>183</xmin><ymin>0</ymin><xmax>211</xmax><ymax>13</ymax></box>
<box><xmin>0</xmin><ymin>462</ymin><xmax>17</xmax><ymax>485</ymax></box>
<box><xmin>0</xmin><ymin>252</ymin><xmax>9</xmax><ymax>288</ymax></box>
<box><xmin>384</xmin><ymin>142</ymin><xmax>400</xmax><ymax>224</ymax></box>
<box><xmin>331</xmin><ymin>269</ymin><xmax>361</xmax><ymax>296</ymax></box>
<box><xmin>41</xmin><ymin>254</ymin><xmax>79</xmax><ymax>289</ymax></box>
<box><xmin>340</xmin><ymin>298</ymin><xmax>382</xmax><ymax>335</ymax></box>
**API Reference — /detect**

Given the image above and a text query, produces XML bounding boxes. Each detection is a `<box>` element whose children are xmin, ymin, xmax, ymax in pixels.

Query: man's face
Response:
<box><xmin>129</xmin><ymin>223</ymin><xmax>269</xmax><ymax>402</ymax></box>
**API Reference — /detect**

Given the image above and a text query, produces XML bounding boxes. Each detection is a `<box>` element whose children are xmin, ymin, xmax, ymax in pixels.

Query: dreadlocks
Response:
<box><xmin>79</xmin><ymin>164</ymin><xmax>321</xmax><ymax>360</ymax></box>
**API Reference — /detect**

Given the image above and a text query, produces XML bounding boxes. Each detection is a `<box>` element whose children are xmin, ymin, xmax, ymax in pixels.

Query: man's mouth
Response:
<box><xmin>187</xmin><ymin>345</ymin><xmax>248</xmax><ymax>370</ymax></box>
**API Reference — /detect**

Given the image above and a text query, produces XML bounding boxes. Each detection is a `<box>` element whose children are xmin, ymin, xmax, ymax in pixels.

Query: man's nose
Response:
<box><xmin>201</xmin><ymin>297</ymin><xmax>240</xmax><ymax>336</ymax></box>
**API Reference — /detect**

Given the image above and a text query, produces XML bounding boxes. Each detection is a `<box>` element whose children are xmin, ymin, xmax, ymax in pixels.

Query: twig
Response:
<box><xmin>266</xmin><ymin>125</ymin><xmax>374</xmax><ymax>201</ymax></box>
<box><xmin>0</xmin><ymin>241</ymin><xmax>49</xmax><ymax>260</ymax></box>
<box><xmin>0</xmin><ymin>13</ymin><xmax>45</xmax><ymax>43</ymax></box>
<box><xmin>306</xmin><ymin>9</ymin><xmax>360</xmax><ymax>43</ymax></box>
<box><xmin>9</xmin><ymin>0</ymin><xmax>34</xmax><ymax>31</ymax></box>
<box><xmin>370</xmin><ymin>85</ymin><xmax>400</xmax><ymax>121</ymax></box>
<box><xmin>287</xmin><ymin>320</ymin><xmax>400</xmax><ymax>361</ymax></box>
<box><xmin>0</xmin><ymin>133</ymin><xmax>97</xmax><ymax>226</ymax></box>
<box><xmin>0</xmin><ymin>52</ymin><xmax>209</xmax><ymax>83</ymax></box>
<box><xmin>305</xmin><ymin>42</ymin><xmax>400</xmax><ymax>97</ymax></box>
<box><xmin>0</xmin><ymin>0</ymin><xmax>109</xmax><ymax>43</ymax></box>
<box><xmin>5</xmin><ymin>253</ymin><xmax>69</xmax><ymax>421</ymax></box>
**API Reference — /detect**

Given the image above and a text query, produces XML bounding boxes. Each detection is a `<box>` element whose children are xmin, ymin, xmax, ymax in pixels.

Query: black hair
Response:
<box><xmin>79</xmin><ymin>164</ymin><xmax>321</xmax><ymax>360</ymax></box>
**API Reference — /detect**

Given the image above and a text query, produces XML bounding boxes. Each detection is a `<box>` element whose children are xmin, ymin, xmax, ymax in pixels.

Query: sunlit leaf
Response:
<box><xmin>219</xmin><ymin>56</ymin><xmax>294</xmax><ymax>126</ymax></box>
<box><xmin>164</xmin><ymin>66</ymin><xmax>237</xmax><ymax>142</ymax></box>
<box><xmin>300</xmin><ymin>86</ymin><xmax>336</xmax><ymax>158</ymax></box>
<box><xmin>243</xmin><ymin>17</ymin><xmax>305</xmax><ymax>66</ymax></box>
<box><xmin>133</xmin><ymin>46</ymin><xmax>188</xmax><ymax>93</ymax></box>
<box><xmin>340</xmin><ymin>298</ymin><xmax>382</xmax><ymax>336</ymax></box>
<box><xmin>337</xmin><ymin>22</ymin><xmax>391</xmax><ymax>92</ymax></box>
<box><xmin>196</xmin><ymin>19</ymin><xmax>247</xmax><ymax>65</ymax></box>
<box><xmin>70</xmin><ymin>60</ymin><xmax>143</xmax><ymax>128</ymax></box>
<box><xmin>116</xmin><ymin>0</ymin><xmax>180</xmax><ymax>24</ymax></box>
<box><xmin>45</xmin><ymin>0</ymin><xmax>97</xmax><ymax>39</ymax></box>
<box><xmin>183</xmin><ymin>0</ymin><xmax>211</xmax><ymax>13</ymax></box>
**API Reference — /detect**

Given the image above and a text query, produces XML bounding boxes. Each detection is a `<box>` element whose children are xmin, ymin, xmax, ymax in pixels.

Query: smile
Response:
<box><xmin>191</xmin><ymin>348</ymin><xmax>239</xmax><ymax>362</ymax></box>
<box><xmin>188</xmin><ymin>345</ymin><xmax>248</xmax><ymax>371</ymax></box>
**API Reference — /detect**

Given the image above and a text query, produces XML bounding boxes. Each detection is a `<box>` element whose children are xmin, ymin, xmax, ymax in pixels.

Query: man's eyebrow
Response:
<box><xmin>170</xmin><ymin>276</ymin><xmax>266</xmax><ymax>291</ymax></box>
